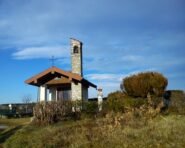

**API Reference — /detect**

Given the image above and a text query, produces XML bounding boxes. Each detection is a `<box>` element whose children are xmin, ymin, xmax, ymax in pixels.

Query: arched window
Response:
<box><xmin>73</xmin><ymin>46</ymin><xmax>79</xmax><ymax>53</ymax></box>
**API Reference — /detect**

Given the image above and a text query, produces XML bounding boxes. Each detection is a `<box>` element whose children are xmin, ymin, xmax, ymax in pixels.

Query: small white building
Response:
<box><xmin>25</xmin><ymin>38</ymin><xmax>97</xmax><ymax>101</ymax></box>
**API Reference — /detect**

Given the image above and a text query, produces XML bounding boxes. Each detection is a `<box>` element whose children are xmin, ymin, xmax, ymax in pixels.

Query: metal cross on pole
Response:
<box><xmin>49</xmin><ymin>56</ymin><xmax>57</xmax><ymax>67</ymax></box>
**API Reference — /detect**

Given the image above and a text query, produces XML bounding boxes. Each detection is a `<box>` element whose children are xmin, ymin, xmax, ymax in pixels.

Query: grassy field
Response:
<box><xmin>0</xmin><ymin>118</ymin><xmax>30</xmax><ymax>127</ymax></box>
<box><xmin>1</xmin><ymin>90</ymin><xmax>185</xmax><ymax>148</ymax></box>
<box><xmin>0</xmin><ymin>117</ymin><xmax>31</xmax><ymax>147</ymax></box>
<box><xmin>1</xmin><ymin>114</ymin><xmax>185</xmax><ymax>148</ymax></box>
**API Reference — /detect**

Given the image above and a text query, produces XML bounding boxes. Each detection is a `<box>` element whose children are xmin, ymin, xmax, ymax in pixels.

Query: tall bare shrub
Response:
<box><xmin>33</xmin><ymin>101</ymin><xmax>74</xmax><ymax>125</ymax></box>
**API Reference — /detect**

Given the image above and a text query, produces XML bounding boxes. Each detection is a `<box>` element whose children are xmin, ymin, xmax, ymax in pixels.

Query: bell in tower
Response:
<box><xmin>70</xmin><ymin>38</ymin><xmax>83</xmax><ymax>76</ymax></box>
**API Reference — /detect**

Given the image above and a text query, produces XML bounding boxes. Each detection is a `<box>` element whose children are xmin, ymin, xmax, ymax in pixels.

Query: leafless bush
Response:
<box><xmin>22</xmin><ymin>95</ymin><xmax>32</xmax><ymax>113</ymax></box>
<box><xmin>33</xmin><ymin>101</ymin><xmax>81</xmax><ymax>125</ymax></box>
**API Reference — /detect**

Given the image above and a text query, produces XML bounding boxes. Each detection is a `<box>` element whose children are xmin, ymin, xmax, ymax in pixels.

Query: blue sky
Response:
<box><xmin>0</xmin><ymin>0</ymin><xmax>185</xmax><ymax>104</ymax></box>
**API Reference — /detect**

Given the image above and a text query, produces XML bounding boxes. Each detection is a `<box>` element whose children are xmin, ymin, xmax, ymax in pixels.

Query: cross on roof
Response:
<box><xmin>49</xmin><ymin>56</ymin><xmax>57</xmax><ymax>67</ymax></box>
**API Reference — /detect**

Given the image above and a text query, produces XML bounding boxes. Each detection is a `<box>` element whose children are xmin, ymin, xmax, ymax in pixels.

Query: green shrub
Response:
<box><xmin>106</xmin><ymin>91</ymin><xmax>125</xmax><ymax>112</ymax></box>
<box><xmin>123</xmin><ymin>97</ymin><xmax>148</xmax><ymax>108</ymax></box>
<box><xmin>122</xmin><ymin>72</ymin><xmax>168</xmax><ymax>98</ymax></box>
<box><xmin>106</xmin><ymin>91</ymin><xmax>148</xmax><ymax>112</ymax></box>
<box><xmin>82</xmin><ymin>101</ymin><xmax>98</xmax><ymax>114</ymax></box>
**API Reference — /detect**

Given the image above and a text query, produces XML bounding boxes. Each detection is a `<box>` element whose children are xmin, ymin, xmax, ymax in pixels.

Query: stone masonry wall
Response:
<box><xmin>71</xmin><ymin>54</ymin><xmax>82</xmax><ymax>76</ymax></box>
<box><xmin>71</xmin><ymin>38</ymin><xmax>83</xmax><ymax>76</ymax></box>
<box><xmin>71</xmin><ymin>39</ymin><xmax>84</xmax><ymax>100</ymax></box>
<box><xmin>71</xmin><ymin>82</ymin><xmax>82</xmax><ymax>101</ymax></box>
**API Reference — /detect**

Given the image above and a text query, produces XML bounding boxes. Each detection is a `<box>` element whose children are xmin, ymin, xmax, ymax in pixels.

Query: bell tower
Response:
<box><xmin>71</xmin><ymin>38</ymin><xmax>83</xmax><ymax>76</ymax></box>
<box><xmin>71</xmin><ymin>38</ymin><xmax>83</xmax><ymax>100</ymax></box>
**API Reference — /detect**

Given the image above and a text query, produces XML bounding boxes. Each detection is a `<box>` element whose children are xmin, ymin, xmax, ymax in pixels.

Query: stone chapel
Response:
<box><xmin>25</xmin><ymin>38</ymin><xmax>97</xmax><ymax>101</ymax></box>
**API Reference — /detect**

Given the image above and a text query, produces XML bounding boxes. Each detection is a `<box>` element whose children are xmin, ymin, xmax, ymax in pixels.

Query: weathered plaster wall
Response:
<box><xmin>39</xmin><ymin>85</ymin><xmax>47</xmax><ymax>102</ymax></box>
<box><xmin>48</xmin><ymin>87</ymin><xmax>57</xmax><ymax>101</ymax></box>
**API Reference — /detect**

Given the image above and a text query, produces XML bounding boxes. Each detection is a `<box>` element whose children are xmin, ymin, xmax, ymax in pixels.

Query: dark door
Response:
<box><xmin>58</xmin><ymin>90</ymin><xmax>71</xmax><ymax>100</ymax></box>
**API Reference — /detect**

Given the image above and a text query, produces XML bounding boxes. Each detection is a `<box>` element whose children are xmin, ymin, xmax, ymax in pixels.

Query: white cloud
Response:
<box><xmin>85</xmin><ymin>73</ymin><xmax>124</xmax><ymax>81</ymax></box>
<box><xmin>85</xmin><ymin>70</ymin><xmax>156</xmax><ymax>83</ymax></box>
<box><xmin>86</xmin><ymin>69</ymin><xmax>159</xmax><ymax>97</ymax></box>
<box><xmin>12</xmin><ymin>46</ymin><xmax>69</xmax><ymax>60</ymax></box>
<box><xmin>88</xmin><ymin>81</ymin><xmax>121</xmax><ymax>98</ymax></box>
<box><xmin>86</xmin><ymin>73</ymin><xmax>123</xmax><ymax>97</ymax></box>
<box><xmin>0</xmin><ymin>0</ymin><xmax>184</xmax><ymax>100</ymax></box>
<box><xmin>121</xmin><ymin>55</ymin><xmax>142</xmax><ymax>61</ymax></box>
<box><xmin>0</xmin><ymin>20</ymin><xmax>8</xmax><ymax>27</ymax></box>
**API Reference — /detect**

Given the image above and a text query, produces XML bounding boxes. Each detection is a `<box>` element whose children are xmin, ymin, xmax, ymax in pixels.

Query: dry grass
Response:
<box><xmin>0</xmin><ymin>118</ymin><xmax>31</xmax><ymax>147</ymax></box>
<box><xmin>0</xmin><ymin>118</ymin><xmax>30</xmax><ymax>127</ymax></box>
<box><xmin>3</xmin><ymin>114</ymin><xmax>185</xmax><ymax>148</ymax></box>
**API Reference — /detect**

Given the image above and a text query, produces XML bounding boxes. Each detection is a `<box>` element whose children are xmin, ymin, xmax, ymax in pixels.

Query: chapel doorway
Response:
<box><xmin>57</xmin><ymin>89</ymin><xmax>71</xmax><ymax>100</ymax></box>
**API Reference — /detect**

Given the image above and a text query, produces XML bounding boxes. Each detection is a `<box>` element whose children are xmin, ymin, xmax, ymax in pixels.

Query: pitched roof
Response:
<box><xmin>46</xmin><ymin>77</ymin><xmax>71</xmax><ymax>85</ymax></box>
<box><xmin>25</xmin><ymin>66</ymin><xmax>97</xmax><ymax>88</ymax></box>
